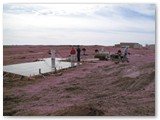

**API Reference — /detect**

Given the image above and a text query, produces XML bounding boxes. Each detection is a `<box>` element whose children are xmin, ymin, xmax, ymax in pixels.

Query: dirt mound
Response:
<box><xmin>111</xmin><ymin>71</ymin><xmax>154</xmax><ymax>92</ymax></box>
<box><xmin>51</xmin><ymin>105</ymin><xmax>104</xmax><ymax>116</ymax></box>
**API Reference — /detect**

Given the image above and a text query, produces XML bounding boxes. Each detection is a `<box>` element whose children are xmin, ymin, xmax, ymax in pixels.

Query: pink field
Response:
<box><xmin>3</xmin><ymin>45</ymin><xmax>155</xmax><ymax>116</ymax></box>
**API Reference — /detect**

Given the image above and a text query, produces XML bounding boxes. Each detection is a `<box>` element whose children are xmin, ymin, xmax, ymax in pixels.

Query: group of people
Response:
<box><xmin>70</xmin><ymin>45</ymin><xmax>81</xmax><ymax>62</ymax></box>
<box><xmin>70</xmin><ymin>45</ymin><xmax>130</xmax><ymax>63</ymax></box>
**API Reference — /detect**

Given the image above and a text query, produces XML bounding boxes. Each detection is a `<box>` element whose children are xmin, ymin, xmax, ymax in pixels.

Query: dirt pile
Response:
<box><xmin>51</xmin><ymin>105</ymin><xmax>104</xmax><ymax>116</ymax></box>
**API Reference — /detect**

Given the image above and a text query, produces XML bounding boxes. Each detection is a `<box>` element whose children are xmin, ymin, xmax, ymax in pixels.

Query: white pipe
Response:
<box><xmin>51</xmin><ymin>49</ymin><xmax>56</xmax><ymax>68</ymax></box>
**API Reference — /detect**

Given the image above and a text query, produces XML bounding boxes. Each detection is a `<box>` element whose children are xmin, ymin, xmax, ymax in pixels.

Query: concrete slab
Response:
<box><xmin>3</xmin><ymin>58</ymin><xmax>80</xmax><ymax>77</ymax></box>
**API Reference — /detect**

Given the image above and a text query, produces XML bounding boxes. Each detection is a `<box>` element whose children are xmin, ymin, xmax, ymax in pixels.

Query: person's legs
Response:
<box><xmin>122</xmin><ymin>55</ymin><xmax>125</xmax><ymax>62</ymax></box>
<box><xmin>77</xmin><ymin>54</ymin><xmax>80</xmax><ymax>62</ymax></box>
<box><xmin>71</xmin><ymin>55</ymin><xmax>74</xmax><ymax>62</ymax></box>
<box><xmin>73</xmin><ymin>55</ymin><xmax>76</xmax><ymax>61</ymax></box>
<box><xmin>126</xmin><ymin>54</ymin><xmax>129</xmax><ymax>62</ymax></box>
<box><xmin>123</xmin><ymin>54</ymin><xmax>127</xmax><ymax>62</ymax></box>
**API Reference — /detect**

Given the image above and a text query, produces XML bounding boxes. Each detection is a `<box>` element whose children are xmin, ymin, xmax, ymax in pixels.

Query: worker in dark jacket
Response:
<box><xmin>76</xmin><ymin>45</ymin><xmax>81</xmax><ymax>62</ymax></box>
<box><xmin>117</xmin><ymin>49</ymin><xmax>122</xmax><ymax>62</ymax></box>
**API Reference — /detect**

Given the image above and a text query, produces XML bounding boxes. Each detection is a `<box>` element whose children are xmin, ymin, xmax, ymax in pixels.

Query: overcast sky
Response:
<box><xmin>3</xmin><ymin>4</ymin><xmax>155</xmax><ymax>46</ymax></box>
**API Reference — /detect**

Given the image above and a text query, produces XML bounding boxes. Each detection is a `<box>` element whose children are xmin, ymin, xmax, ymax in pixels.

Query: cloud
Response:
<box><xmin>3</xmin><ymin>4</ymin><xmax>155</xmax><ymax>46</ymax></box>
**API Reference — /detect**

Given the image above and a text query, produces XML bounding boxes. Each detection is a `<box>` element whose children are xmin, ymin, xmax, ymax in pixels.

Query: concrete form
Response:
<box><xmin>3</xmin><ymin>58</ymin><xmax>79</xmax><ymax>77</ymax></box>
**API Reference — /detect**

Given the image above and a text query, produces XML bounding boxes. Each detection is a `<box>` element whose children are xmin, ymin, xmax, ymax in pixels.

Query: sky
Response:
<box><xmin>3</xmin><ymin>4</ymin><xmax>155</xmax><ymax>46</ymax></box>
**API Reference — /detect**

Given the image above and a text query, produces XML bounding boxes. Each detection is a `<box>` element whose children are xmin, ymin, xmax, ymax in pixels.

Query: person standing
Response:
<box><xmin>117</xmin><ymin>49</ymin><xmax>122</xmax><ymax>62</ymax></box>
<box><xmin>70</xmin><ymin>47</ymin><xmax>76</xmax><ymax>62</ymax></box>
<box><xmin>122</xmin><ymin>46</ymin><xmax>129</xmax><ymax>63</ymax></box>
<box><xmin>76</xmin><ymin>45</ymin><xmax>81</xmax><ymax>62</ymax></box>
